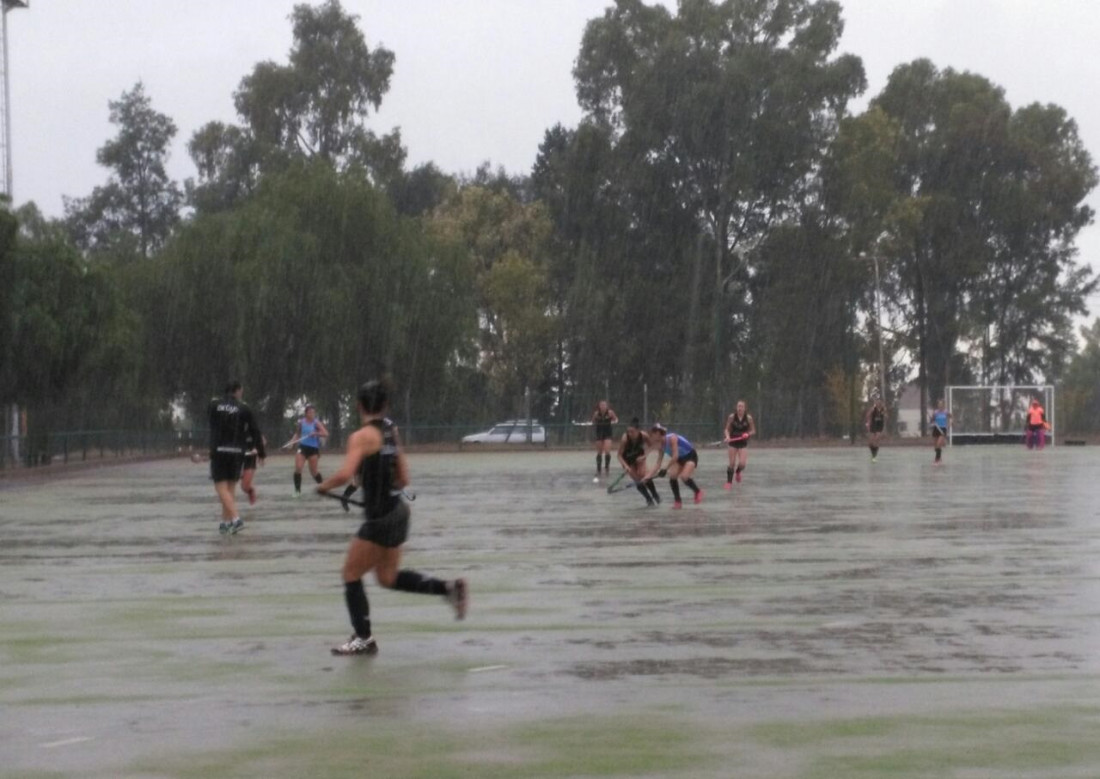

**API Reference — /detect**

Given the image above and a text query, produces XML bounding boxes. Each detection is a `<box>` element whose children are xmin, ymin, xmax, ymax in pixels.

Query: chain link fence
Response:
<box><xmin>2</xmin><ymin>422</ymin><xmax>740</xmax><ymax>471</ymax></box>
<box><xmin>1</xmin><ymin>429</ymin><xmax>206</xmax><ymax>470</ymax></box>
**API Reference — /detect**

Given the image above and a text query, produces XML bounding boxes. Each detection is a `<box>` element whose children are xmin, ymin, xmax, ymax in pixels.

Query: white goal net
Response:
<box><xmin>946</xmin><ymin>385</ymin><xmax>1055</xmax><ymax>446</ymax></box>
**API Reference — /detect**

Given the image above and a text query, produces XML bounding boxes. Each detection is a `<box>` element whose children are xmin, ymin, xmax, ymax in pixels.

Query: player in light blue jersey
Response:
<box><xmin>930</xmin><ymin>399</ymin><xmax>951</xmax><ymax>464</ymax></box>
<box><xmin>291</xmin><ymin>404</ymin><xmax>329</xmax><ymax>496</ymax></box>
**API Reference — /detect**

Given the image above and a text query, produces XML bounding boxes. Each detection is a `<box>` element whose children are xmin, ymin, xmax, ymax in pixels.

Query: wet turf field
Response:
<box><xmin>3</xmin><ymin>447</ymin><xmax>1100</xmax><ymax>778</ymax></box>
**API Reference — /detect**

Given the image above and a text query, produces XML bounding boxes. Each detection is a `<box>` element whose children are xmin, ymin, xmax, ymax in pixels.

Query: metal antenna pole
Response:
<box><xmin>1</xmin><ymin>1</ymin><xmax>26</xmax><ymax>467</ymax></box>
<box><xmin>1</xmin><ymin>1</ymin><xmax>27</xmax><ymax>200</ymax></box>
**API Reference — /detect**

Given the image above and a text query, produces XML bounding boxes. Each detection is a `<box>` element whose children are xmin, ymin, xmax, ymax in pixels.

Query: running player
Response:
<box><xmin>724</xmin><ymin>400</ymin><xmax>755</xmax><ymax>487</ymax></box>
<box><xmin>616</xmin><ymin>418</ymin><xmax>660</xmax><ymax>506</ymax></box>
<box><xmin>291</xmin><ymin>405</ymin><xmax>329</xmax><ymax>497</ymax></box>
<box><xmin>646</xmin><ymin>423</ymin><xmax>703</xmax><ymax>509</ymax></box>
<box><xmin>1025</xmin><ymin>398</ymin><xmax>1048</xmax><ymax>450</ymax></box>
<box><xmin>930</xmin><ymin>399</ymin><xmax>951</xmax><ymax>464</ymax></box>
<box><xmin>208</xmin><ymin>381</ymin><xmax>265</xmax><ymax>534</ymax></box>
<box><xmin>317</xmin><ymin>378</ymin><xmax>467</xmax><ymax>656</ymax></box>
<box><xmin>865</xmin><ymin>398</ymin><xmax>886</xmax><ymax>462</ymax></box>
<box><xmin>240</xmin><ymin>433</ymin><xmax>267</xmax><ymax>506</ymax></box>
<box><xmin>591</xmin><ymin>400</ymin><xmax>618</xmax><ymax>476</ymax></box>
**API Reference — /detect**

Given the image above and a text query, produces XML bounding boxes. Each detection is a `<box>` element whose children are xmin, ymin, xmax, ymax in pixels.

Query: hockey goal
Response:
<box><xmin>945</xmin><ymin>385</ymin><xmax>1054</xmax><ymax>446</ymax></box>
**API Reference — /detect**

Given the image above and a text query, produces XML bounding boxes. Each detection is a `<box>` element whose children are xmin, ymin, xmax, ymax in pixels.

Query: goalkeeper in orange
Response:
<box><xmin>1025</xmin><ymin>398</ymin><xmax>1050</xmax><ymax>450</ymax></box>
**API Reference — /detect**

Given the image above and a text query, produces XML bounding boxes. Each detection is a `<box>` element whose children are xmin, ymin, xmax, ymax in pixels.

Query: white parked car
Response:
<box><xmin>462</xmin><ymin>420</ymin><xmax>546</xmax><ymax>444</ymax></box>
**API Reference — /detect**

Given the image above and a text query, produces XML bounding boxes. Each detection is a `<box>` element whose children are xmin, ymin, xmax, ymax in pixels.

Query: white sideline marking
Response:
<box><xmin>468</xmin><ymin>665</ymin><xmax>510</xmax><ymax>674</ymax></box>
<box><xmin>40</xmin><ymin>737</ymin><xmax>93</xmax><ymax>749</ymax></box>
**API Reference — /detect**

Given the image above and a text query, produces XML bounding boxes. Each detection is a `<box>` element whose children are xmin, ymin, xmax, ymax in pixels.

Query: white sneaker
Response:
<box><xmin>331</xmin><ymin>635</ymin><xmax>378</xmax><ymax>656</ymax></box>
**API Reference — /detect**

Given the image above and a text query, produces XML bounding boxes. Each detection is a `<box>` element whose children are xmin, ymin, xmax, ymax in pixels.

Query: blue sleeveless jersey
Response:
<box><xmin>932</xmin><ymin>410</ymin><xmax>948</xmax><ymax>428</ymax></box>
<box><xmin>664</xmin><ymin>433</ymin><xmax>694</xmax><ymax>457</ymax></box>
<box><xmin>300</xmin><ymin>419</ymin><xmax>320</xmax><ymax>448</ymax></box>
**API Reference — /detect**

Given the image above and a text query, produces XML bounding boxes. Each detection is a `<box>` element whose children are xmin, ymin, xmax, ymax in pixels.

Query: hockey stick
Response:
<box><xmin>606</xmin><ymin>471</ymin><xmax>633</xmax><ymax>494</ymax></box>
<box><xmin>318</xmin><ymin>488</ymin><xmax>418</xmax><ymax>509</ymax></box>
<box><xmin>720</xmin><ymin>433</ymin><xmax>751</xmax><ymax>446</ymax></box>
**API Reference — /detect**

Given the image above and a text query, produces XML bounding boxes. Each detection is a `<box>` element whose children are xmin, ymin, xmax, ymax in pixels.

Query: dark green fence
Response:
<box><xmin>1</xmin><ymin>429</ymin><xmax>206</xmax><ymax>470</ymax></box>
<box><xmin>2</xmin><ymin>422</ymin><xmax>733</xmax><ymax>470</ymax></box>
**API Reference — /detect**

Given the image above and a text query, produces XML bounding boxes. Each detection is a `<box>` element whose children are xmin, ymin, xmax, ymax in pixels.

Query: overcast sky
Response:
<box><xmin>7</xmin><ymin>0</ymin><xmax>1100</xmax><ymax>315</ymax></box>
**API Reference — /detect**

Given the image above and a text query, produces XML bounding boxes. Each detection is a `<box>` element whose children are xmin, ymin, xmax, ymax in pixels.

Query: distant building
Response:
<box><xmin>896</xmin><ymin>381</ymin><xmax>923</xmax><ymax>438</ymax></box>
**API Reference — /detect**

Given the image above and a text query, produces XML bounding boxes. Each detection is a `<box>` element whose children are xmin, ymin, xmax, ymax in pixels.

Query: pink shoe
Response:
<box><xmin>723</xmin><ymin>482</ymin><xmax>732</xmax><ymax>491</ymax></box>
<box><xmin>694</xmin><ymin>490</ymin><xmax>704</xmax><ymax>505</ymax></box>
<box><xmin>673</xmin><ymin>500</ymin><xmax>683</xmax><ymax>509</ymax></box>
<box><xmin>735</xmin><ymin>471</ymin><xmax>742</xmax><ymax>483</ymax></box>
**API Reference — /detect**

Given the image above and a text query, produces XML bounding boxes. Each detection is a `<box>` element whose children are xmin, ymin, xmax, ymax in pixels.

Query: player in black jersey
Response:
<box><xmin>208</xmin><ymin>381</ymin><xmax>265</xmax><ymax>534</ymax></box>
<box><xmin>723</xmin><ymin>400</ymin><xmax>755</xmax><ymax>487</ymax></box>
<box><xmin>616</xmin><ymin>418</ymin><xmax>660</xmax><ymax>506</ymax></box>
<box><xmin>317</xmin><ymin>378</ymin><xmax>468</xmax><ymax>656</ymax></box>
<box><xmin>864</xmin><ymin>398</ymin><xmax>887</xmax><ymax>462</ymax></box>
<box><xmin>591</xmin><ymin>400</ymin><xmax>619</xmax><ymax>476</ymax></box>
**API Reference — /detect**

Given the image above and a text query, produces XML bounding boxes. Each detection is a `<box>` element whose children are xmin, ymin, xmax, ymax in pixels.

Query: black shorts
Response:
<box><xmin>931</xmin><ymin>425</ymin><xmax>946</xmax><ymax>438</ymax></box>
<box><xmin>595</xmin><ymin>424</ymin><xmax>613</xmax><ymax>441</ymax></box>
<box><xmin>869</xmin><ymin>423</ymin><xmax>884</xmax><ymax>434</ymax></box>
<box><xmin>676</xmin><ymin>450</ymin><xmax>699</xmax><ymax>467</ymax></box>
<box><xmin>728</xmin><ymin>438</ymin><xmax>748</xmax><ymax>450</ymax></box>
<box><xmin>298</xmin><ymin>444</ymin><xmax>320</xmax><ymax>458</ymax></box>
<box><xmin>210</xmin><ymin>452</ymin><xmax>244</xmax><ymax>482</ymax></box>
<box><xmin>356</xmin><ymin>501</ymin><xmax>410</xmax><ymax>548</ymax></box>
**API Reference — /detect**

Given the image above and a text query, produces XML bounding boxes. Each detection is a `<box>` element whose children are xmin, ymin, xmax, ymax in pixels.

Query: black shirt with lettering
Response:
<box><xmin>208</xmin><ymin>395</ymin><xmax>265</xmax><ymax>458</ymax></box>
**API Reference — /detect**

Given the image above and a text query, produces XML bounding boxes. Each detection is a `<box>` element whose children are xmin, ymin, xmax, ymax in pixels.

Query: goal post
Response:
<box><xmin>946</xmin><ymin>385</ymin><xmax>1054</xmax><ymax>447</ymax></box>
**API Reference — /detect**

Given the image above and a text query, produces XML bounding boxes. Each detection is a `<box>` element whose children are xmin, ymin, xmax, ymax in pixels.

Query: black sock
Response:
<box><xmin>935</xmin><ymin>448</ymin><xmax>942</xmax><ymax>461</ymax></box>
<box><xmin>314</xmin><ymin>472</ymin><xmax>323</xmax><ymax>484</ymax></box>
<box><xmin>293</xmin><ymin>472</ymin><xmax>302</xmax><ymax>492</ymax></box>
<box><xmin>603</xmin><ymin>454</ymin><xmax>611</xmax><ymax>472</ymax></box>
<box><xmin>683</xmin><ymin>478</ymin><xmax>700</xmax><ymax>495</ymax></box>
<box><xmin>344</xmin><ymin>580</ymin><xmax>371</xmax><ymax>639</ymax></box>
<box><xmin>645</xmin><ymin>480</ymin><xmax>660</xmax><ymax>501</ymax></box>
<box><xmin>636</xmin><ymin>483</ymin><xmax>652</xmax><ymax>502</ymax></box>
<box><xmin>727</xmin><ymin>467</ymin><xmax>734</xmax><ymax>483</ymax></box>
<box><xmin>669</xmin><ymin>480</ymin><xmax>681</xmax><ymax>502</ymax></box>
<box><xmin>596</xmin><ymin>455</ymin><xmax>602</xmax><ymax>474</ymax></box>
<box><xmin>871</xmin><ymin>446</ymin><xmax>879</xmax><ymax>457</ymax></box>
<box><xmin>735</xmin><ymin>465</ymin><xmax>744</xmax><ymax>474</ymax></box>
<box><xmin>393</xmin><ymin>569</ymin><xmax>448</xmax><ymax>596</ymax></box>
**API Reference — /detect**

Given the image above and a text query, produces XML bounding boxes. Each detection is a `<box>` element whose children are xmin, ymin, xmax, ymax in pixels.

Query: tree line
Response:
<box><xmin>3</xmin><ymin>0</ymin><xmax>1099</xmax><ymax>446</ymax></box>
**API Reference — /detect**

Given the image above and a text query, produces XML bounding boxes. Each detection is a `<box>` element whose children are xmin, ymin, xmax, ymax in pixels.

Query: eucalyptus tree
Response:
<box><xmin>965</xmin><ymin>103</ymin><xmax>1097</xmax><ymax>385</ymax></box>
<box><xmin>866</xmin><ymin>60</ymin><xmax>1096</xmax><ymax>415</ymax></box>
<box><xmin>189</xmin><ymin>0</ymin><xmax>404</xmax><ymax>213</ymax></box>
<box><xmin>63</xmin><ymin>82</ymin><xmax>183</xmax><ymax>260</ymax></box>
<box><xmin>1060</xmin><ymin>319</ymin><xmax>1100</xmax><ymax>435</ymax></box>
<box><xmin>573</xmin><ymin>0</ymin><xmax>863</xmax><ymax>401</ymax></box>
<box><xmin>532</xmin><ymin>120</ymin><xmax>701</xmax><ymax>421</ymax></box>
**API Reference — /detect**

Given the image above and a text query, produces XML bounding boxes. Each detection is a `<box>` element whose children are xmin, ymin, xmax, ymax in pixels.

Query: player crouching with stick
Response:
<box><xmin>646</xmin><ymin>423</ymin><xmax>703</xmax><ymax>509</ymax></box>
<box><xmin>616</xmin><ymin>418</ymin><xmax>661</xmax><ymax>506</ymax></box>
<box><xmin>317</xmin><ymin>378</ymin><xmax>467</xmax><ymax>656</ymax></box>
